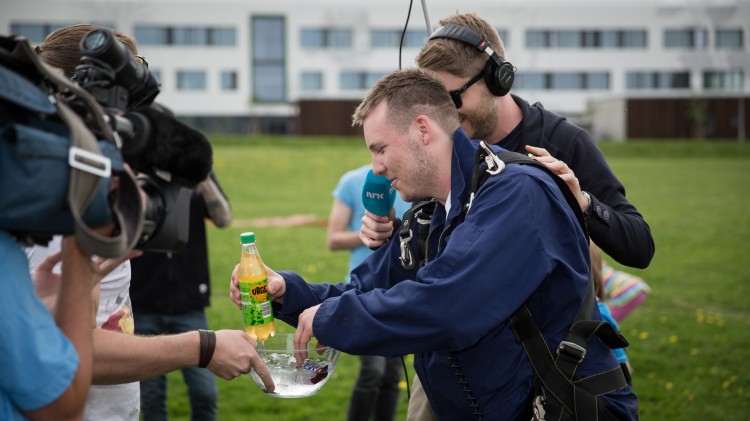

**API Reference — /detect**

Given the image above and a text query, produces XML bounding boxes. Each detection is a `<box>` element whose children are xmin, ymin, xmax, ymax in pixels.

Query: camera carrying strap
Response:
<box><xmin>2</xmin><ymin>36</ymin><xmax>144</xmax><ymax>258</ymax></box>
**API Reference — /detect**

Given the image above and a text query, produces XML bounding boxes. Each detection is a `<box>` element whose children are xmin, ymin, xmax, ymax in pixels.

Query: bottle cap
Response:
<box><xmin>240</xmin><ymin>232</ymin><xmax>256</xmax><ymax>244</ymax></box>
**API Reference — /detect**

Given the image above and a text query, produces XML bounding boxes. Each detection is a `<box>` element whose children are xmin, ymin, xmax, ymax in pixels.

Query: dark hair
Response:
<box><xmin>37</xmin><ymin>23</ymin><xmax>137</xmax><ymax>78</ymax></box>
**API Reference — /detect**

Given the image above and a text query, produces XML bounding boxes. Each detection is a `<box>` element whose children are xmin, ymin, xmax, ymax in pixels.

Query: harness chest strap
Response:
<box><xmin>398</xmin><ymin>199</ymin><xmax>436</xmax><ymax>270</ymax></box>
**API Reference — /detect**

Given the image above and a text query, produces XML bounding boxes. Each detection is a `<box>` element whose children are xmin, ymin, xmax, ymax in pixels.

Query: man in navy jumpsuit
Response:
<box><xmin>231</xmin><ymin>68</ymin><xmax>638</xmax><ymax>420</ymax></box>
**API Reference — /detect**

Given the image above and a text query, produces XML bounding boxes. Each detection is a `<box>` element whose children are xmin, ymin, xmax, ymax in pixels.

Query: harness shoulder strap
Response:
<box><xmin>473</xmin><ymin>145</ymin><xmax>598</xmax><ymax>329</ymax></box>
<box><xmin>472</xmin><ymin>142</ymin><xmax>630</xmax><ymax>419</ymax></box>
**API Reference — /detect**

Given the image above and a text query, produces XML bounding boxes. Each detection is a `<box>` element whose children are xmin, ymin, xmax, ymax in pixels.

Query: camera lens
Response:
<box><xmin>79</xmin><ymin>28</ymin><xmax>160</xmax><ymax>107</ymax></box>
<box><xmin>82</xmin><ymin>30</ymin><xmax>108</xmax><ymax>51</ymax></box>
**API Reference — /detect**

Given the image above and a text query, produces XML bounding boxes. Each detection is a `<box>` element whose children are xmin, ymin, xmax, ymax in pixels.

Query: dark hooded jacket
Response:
<box><xmin>501</xmin><ymin>95</ymin><xmax>654</xmax><ymax>268</ymax></box>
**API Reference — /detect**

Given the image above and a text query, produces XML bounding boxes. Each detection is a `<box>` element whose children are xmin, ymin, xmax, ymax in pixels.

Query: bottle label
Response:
<box><xmin>239</xmin><ymin>278</ymin><xmax>274</xmax><ymax>326</ymax></box>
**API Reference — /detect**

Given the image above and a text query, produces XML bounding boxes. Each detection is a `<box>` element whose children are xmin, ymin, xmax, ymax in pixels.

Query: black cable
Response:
<box><xmin>399</xmin><ymin>0</ymin><xmax>415</xmax><ymax>70</ymax></box>
<box><xmin>401</xmin><ymin>355</ymin><xmax>411</xmax><ymax>399</ymax></box>
<box><xmin>398</xmin><ymin>0</ymin><xmax>418</xmax><ymax>402</ymax></box>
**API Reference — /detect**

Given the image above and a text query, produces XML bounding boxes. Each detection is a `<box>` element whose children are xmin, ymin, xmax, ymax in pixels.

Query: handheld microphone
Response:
<box><xmin>362</xmin><ymin>169</ymin><xmax>397</xmax><ymax>216</ymax></box>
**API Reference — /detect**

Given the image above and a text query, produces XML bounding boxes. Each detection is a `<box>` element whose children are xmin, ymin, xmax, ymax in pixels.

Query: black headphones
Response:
<box><xmin>428</xmin><ymin>23</ymin><xmax>515</xmax><ymax>97</ymax></box>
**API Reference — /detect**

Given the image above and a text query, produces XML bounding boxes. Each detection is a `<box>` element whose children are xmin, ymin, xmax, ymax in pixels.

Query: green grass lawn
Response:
<box><xmin>158</xmin><ymin>138</ymin><xmax>750</xmax><ymax>420</ymax></box>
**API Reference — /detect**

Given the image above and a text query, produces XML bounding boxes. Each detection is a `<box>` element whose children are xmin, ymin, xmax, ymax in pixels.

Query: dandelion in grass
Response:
<box><xmin>690</xmin><ymin>348</ymin><xmax>699</xmax><ymax>356</ymax></box>
<box><xmin>639</xmin><ymin>331</ymin><xmax>649</xmax><ymax>340</ymax></box>
<box><xmin>722</xmin><ymin>375</ymin><xmax>737</xmax><ymax>390</ymax></box>
<box><xmin>659</xmin><ymin>315</ymin><xmax>668</xmax><ymax>324</ymax></box>
<box><xmin>669</xmin><ymin>335</ymin><xmax>678</xmax><ymax>344</ymax></box>
<box><xmin>696</xmin><ymin>309</ymin><xmax>705</xmax><ymax>324</ymax></box>
<box><xmin>665</xmin><ymin>382</ymin><xmax>673</xmax><ymax>390</ymax></box>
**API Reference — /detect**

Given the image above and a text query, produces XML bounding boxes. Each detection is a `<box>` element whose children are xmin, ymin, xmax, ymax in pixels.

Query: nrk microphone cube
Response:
<box><xmin>361</xmin><ymin>168</ymin><xmax>396</xmax><ymax>216</ymax></box>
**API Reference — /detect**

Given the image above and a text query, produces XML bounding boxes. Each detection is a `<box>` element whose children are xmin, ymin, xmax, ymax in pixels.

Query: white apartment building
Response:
<box><xmin>3</xmin><ymin>0</ymin><xmax>749</xmax><ymax>137</ymax></box>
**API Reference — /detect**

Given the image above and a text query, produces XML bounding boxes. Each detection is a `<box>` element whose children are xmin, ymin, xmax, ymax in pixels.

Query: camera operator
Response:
<box><xmin>24</xmin><ymin>24</ymin><xmax>273</xmax><ymax>420</ymax></box>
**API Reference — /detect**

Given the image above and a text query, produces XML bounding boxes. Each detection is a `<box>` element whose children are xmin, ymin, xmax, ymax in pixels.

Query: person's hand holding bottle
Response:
<box><xmin>229</xmin><ymin>264</ymin><xmax>286</xmax><ymax>308</ymax></box>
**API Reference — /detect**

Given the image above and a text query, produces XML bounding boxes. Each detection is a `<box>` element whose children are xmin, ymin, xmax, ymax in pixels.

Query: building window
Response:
<box><xmin>626</xmin><ymin>71</ymin><xmax>690</xmax><ymax>89</ymax></box>
<box><xmin>173</xmin><ymin>27</ymin><xmax>209</xmax><ymax>45</ymax></box>
<box><xmin>211</xmin><ymin>28</ymin><xmax>236</xmax><ymax>46</ymax></box>
<box><xmin>556</xmin><ymin>30</ymin><xmax>581</xmax><ymax>48</ymax></box>
<box><xmin>10</xmin><ymin>23</ymin><xmax>57</xmax><ymax>44</ymax></box>
<box><xmin>134</xmin><ymin>26</ymin><xmax>168</xmax><ymax>45</ymax></box>
<box><xmin>221</xmin><ymin>70</ymin><xmax>237</xmax><ymax>91</ymax></box>
<box><xmin>715</xmin><ymin>28</ymin><xmax>743</xmax><ymax>50</ymax></box>
<box><xmin>301</xmin><ymin>71</ymin><xmax>323</xmax><ymax>91</ymax></box>
<box><xmin>526</xmin><ymin>29</ymin><xmax>646</xmax><ymax>49</ymax></box>
<box><xmin>703</xmin><ymin>70</ymin><xmax>743</xmax><ymax>90</ymax></box>
<box><xmin>515</xmin><ymin>72</ymin><xmax>610</xmax><ymax>90</ymax></box>
<box><xmin>582</xmin><ymin>30</ymin><xmax>600</xmax><ymax>48</ymax></box>
<box><xmin>10</xmin><ymin>22</ymin><xmax>115</xmax><ymax>44</ymax></box>
<box><xmin>664</xmin><ymin>27</ymin><xmax>707</xmax><ymax>49</ymax></box>
<box><xmin>252</xmin><ymin>16</ymin><xmax>285</xmax><ymax>102</ymax></box>
<box><xmin>526</xmin><ymin>30</ymin><xmax>545</xmax><ymax>48</ymax></box>
<box><xmin>370</xmin><ymin>29</ymin><xmax>427</xmax><ymax>48</ymax></box>
<box><xmin>340</xmin><ymin>71</ymin><xmax>388</xmax><ymax>90</ymax></box>
<box><xmin>620</xmin><ymin>30</ymin><xmax>647</xmax><ymax>48</ymax></box>
<box><xmin>586</xmin><ymin>72</ymin><xmax>610</xmax><ymax>89</ymax></box>
<box><xmin>134</xmin><ymin>25</ymin><xmax>236</xmax><ymax>46</ymax></box>
<box><xmin>514</xmin><ymin>73</ymin><xmax>546</xmax><ymax>90</ymax></box>
<box><xmin>496</xmin><ymin>28</ymin><xmax>509</xmax><ymax>47</ymax></box>
<box><xmin>550</xmin><ymin>72</ymin><xmax>584</xmax><ymax>89</ymax></box>
<box><xmin>300</xmin><ymin>28</ymin><xmax>352</xmax><ymax>48</ymax></box>
<box><xmin>177</xmin><ymin>71</ymin><xmax>206</xmax><ymax>90</ymax></box>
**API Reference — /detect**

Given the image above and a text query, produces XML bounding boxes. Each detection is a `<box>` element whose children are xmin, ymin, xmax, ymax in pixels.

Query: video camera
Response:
<box><xmin>0</xmin><ymin>28</ymin><xmax>213</xmax><ymax>255</ymax></box>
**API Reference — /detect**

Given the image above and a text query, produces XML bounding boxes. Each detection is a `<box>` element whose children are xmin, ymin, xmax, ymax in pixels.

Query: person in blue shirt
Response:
<box><xmin>327</xmin><ymin>164</ymin><xmax>411</xmax><ymax>421</ymax></box>
<box><xmin>231</xmin><ymin>68</ymin><xmax>639</xmax><ymax>420</ymax></box>
<box><xmin>1</xmin><ymin>232</ymin><xmax>103</xmax><ymax>420</ymax></box>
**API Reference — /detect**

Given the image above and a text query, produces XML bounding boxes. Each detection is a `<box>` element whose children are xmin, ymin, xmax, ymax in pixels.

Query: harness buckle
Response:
<box><xmin>479</xmin><ymin>141</ymin><xmax>505</xmax><ymax>175</ymax></box>
<box><xmin>399</xmin><ymin>231</ymin><xmax>415</xmax><ymax>270</ymax></box>
<box><xmin>557</xmin><ymin>341</ymin><xmax>586</xmax><ymax>364</ymax></box>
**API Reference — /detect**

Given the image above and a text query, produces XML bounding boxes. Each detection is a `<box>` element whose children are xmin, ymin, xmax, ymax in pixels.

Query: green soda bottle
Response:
<box><xmin>238</xmin><ymin>232</ymin><xmax>276</xmax><ymax>341</ymax></box>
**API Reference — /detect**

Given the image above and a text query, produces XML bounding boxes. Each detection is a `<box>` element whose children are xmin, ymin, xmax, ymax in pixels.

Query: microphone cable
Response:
<box><xmin>398</xmin><ymin>1</ymin><xmax>415</xmax><ymax>392</ymax></box>
<box><xmin>399</xmin><ymin>0</ymin><xmax>415</xmax><ymax>70</ymax></box>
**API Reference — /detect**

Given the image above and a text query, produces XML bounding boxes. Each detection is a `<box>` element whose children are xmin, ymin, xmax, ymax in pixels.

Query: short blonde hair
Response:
<box><xmin>416</xmin><ymin>11</ymin><xmax>507</xmax><ymax>78</ymax></box>
<box><xmin>352</xmin><ymin>68</ymin><xmax>460</xmax><ymax>135</ymax></box>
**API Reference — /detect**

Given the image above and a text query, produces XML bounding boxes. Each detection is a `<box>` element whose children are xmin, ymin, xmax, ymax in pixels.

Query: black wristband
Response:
<box><xmin>198</xmin><ymin>329</ymin><xmax>216</xmax><ymax>368</ymax></box>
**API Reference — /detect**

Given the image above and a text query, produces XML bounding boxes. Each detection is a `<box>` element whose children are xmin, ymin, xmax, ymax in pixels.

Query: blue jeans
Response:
<box><xmin>347</xmin><ymin>355</ymin><xmax>402</xmax><ymax>421</ymax></box>
<box><xmin>134</xmin><ymin>311</ymin><xmax>218</xmax><ymax>421</ymax></box>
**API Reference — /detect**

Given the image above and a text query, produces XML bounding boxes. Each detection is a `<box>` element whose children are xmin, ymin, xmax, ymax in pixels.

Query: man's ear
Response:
<box><xmin>414</xmin><ymin>114</ymin><xmax>432</xmax><ymax>145</ymax></box>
